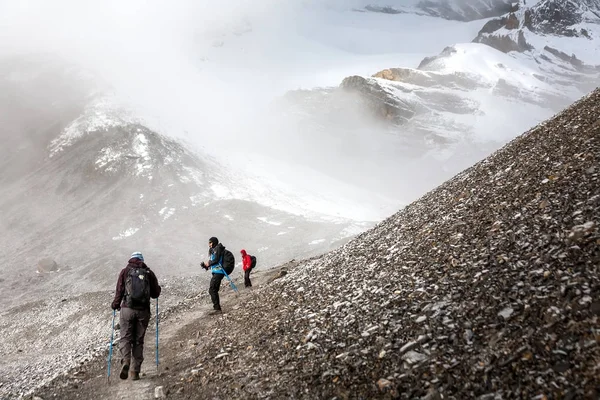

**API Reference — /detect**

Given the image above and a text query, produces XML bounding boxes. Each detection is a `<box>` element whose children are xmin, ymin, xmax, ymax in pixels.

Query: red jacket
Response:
<box><xmin>241</xmin><ymin>249</ymin><xmax>252</xmax><ymax>271</ymax></box>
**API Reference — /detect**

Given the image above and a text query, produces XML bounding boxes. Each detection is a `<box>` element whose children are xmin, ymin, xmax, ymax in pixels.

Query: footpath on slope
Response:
<box><xmin>27</xmin><ymin>261</ymin><xmax>298</xmax><ymax>400</ymax></box>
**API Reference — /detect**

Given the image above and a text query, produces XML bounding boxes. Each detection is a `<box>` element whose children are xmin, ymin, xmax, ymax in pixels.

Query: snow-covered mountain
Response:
<box><xmin>0</xmin><ymin>57</ymin><xmax>374</xmax><ymax>308</ymax></box>
<box><xmin>276</xmin><ymin>42</ymin><xmax>598</xmax><ymax>201</ymax></box>
<box><xmin>273</xmin><ymin>0</ymin><xmax>599</xmax><ymax>202</ymax></box>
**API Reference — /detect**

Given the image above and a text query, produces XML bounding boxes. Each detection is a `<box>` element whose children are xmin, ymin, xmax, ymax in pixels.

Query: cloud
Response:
<box><xmin>1</xmin><ymin>0</ymin><xmax>560</xmax><ymax>221</ymax></box>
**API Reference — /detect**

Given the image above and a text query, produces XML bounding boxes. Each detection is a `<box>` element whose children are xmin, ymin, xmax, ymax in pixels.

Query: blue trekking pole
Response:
<box><xmin>155</xmin><ymin>299</ymin><xmax>159</xmax><ymax>373</ymax></box>
<box><xmin>221</xmin><ymin>268</ymin><xmax>239</xmax><ymax>293</ymax></box>
<box><xmin>107</xmin><ymin>309</ymin><xmax>116</xmax><ymax>381</ymax></box>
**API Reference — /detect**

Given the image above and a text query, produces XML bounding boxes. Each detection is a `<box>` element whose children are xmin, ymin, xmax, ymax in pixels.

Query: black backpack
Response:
<box><xmin>125</xmin><ymin>267</ymin><xmax>151</xmax><ymax>309</ymax></box>
<box><xmin>250</xmin><ymin>255</ymin><xmax>257</xmax><ymax>269</ymax></box>
<box><xmin>222</xmin><ymin>249</ymin><xmax>235</xmax><ymax>275</ymax></box>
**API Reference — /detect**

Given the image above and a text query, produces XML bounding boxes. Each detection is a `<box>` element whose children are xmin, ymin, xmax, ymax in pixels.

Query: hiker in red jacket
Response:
<box><xmin>240</xmin><ymin>249</ymin><xmax>253</xmax><ymax>288</ymax></box>
<box><xmin>111</xmin><ymin>252</ymin><xmax>161</xmax><ymax>380</ymax></box>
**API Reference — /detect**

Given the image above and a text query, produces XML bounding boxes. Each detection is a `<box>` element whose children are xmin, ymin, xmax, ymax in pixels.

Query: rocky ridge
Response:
<box><xmin>362</xmin><ymin>0</ymin><xmax>513</xmax><ymax>22</ymax></box>
<box><xmin>474</xmin><ymin>0</ymin><xmax>600</xmax><ymax>54</ymax></box>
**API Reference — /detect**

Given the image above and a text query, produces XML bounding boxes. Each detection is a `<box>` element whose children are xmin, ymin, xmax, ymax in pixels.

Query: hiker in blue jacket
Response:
<box><xmin>201</xmin><ymin>237</ymin><xmax>234</xmax><ymax>314</ymax></box>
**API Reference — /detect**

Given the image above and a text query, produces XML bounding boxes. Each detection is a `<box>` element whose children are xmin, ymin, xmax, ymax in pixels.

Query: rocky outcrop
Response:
<box><xmin>372</xmin><ymin>67</ymin><xmax>475</xmax><ymax>90</ymax></box>
<box><xmin>417</xmin><ymin>0</ymin><xmax>513</xmax><ymax>21</ymax></box>
<box><xmin>476</xmin><ymin>28</ymin><xmax>533</xmax><ymax>52</ymax></box>
<box><xmin>364</xmin><ymin>0</ymin><xmax>513</xmax><ymax>22</ymax></box>
<box><xmin>544</xmin><ymin>46</ymin><xmax>585</xmax><ymax>70</ymax></box>
<box><xmin>474</xmin><ymin>0</ymin><xmax>600</xmax><ymax>53</ymax></box>
<box><xmin>524</xmin><ymin>0</ymin><xmax>600</xmax><ymax>37</ymax></box>
<box><xmin>36</xmin><ymin>258</ymin><xmax>59</xmax><ymax>273</ymax></box>
<box><xmin>340</xmin><ymin>76</ymin><xmax>416</xmax><ymax>123</ymax></box>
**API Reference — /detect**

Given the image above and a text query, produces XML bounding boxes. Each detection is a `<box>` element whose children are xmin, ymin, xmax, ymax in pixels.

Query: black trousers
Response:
<box><xmin>209</xmin><ymin>273</ymin><xmax>225</xmax><ymax>310</ymax></box>
<box><xmin>244</xmin><ymin>269</ymin><xmax>252</xmax><ymax>287</ymax></box>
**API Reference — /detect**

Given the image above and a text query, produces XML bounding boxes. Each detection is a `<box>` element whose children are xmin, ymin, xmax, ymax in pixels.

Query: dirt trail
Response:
<box><xmin>29</xmin><ymin>267</ymin><xmax>286</xmax><ymax>400</ymax></box>
<box><xmin>98</xmin><ymin>305</ymin><xmax>210</xmax><ymax>400</ymax></box>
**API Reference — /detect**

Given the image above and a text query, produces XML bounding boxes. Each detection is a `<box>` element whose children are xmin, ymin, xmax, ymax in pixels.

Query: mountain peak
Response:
<box><xmin>475</xmin><ymin>0</ymin><xmax>600</xmax><ymax>43</ymax></box>
<box><xmin>472</xmin><ymin>0</ymin><xmax>600</xmax><ymax>70</ymax></box>
<box><xmin>525</xmin><ymin>0</ymin><xmax>600</xmax><ymax>37</ymax></box>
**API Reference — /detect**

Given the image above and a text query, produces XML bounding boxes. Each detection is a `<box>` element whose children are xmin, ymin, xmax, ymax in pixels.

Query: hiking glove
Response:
<box><xmin>111</xmin><ymin>302</ymin><xmax>120</xmax><ymax>311</ymax></box>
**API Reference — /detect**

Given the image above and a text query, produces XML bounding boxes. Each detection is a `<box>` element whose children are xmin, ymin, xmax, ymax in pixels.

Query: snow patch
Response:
<box><xmin>159</xmin><ymin>207</ymin><xmax>176</xmax><ymax>220</ymax></box>
<box><xmin>112</xmin><ymin>227</ymin><xmax>140</xmax><ymax>240</ymax></box>
<box><xmin>189</xmin><ymin>194</ymin><xmax>203</xmax><ymax>206</ymax></box>
<box><xmin>257</xmin><ymin>217</ymin><xmax>282</xmax><ymax>226</ymax></box>
<box><xmin>179</xmin><ymin>166</ymin><xmax>204</xmax><ymax>185</ymax></box>
<box><xmin>49</xmin><ymin>97</ymin><xmax>137</xmax><ymax>156</ymax></box>
<box><xmin>95</xmin><ymin>147</ymin><xmax>122</xmax><ymax>172</ymax></box>
<box><xmin>210</xmin><ymin>183</ymin><xmax>233</xmax><ymax>199</ymax></box>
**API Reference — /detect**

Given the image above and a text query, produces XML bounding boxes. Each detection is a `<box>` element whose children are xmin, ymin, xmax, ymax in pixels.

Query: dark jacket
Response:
<box><xmin>111</xmin><ymin>258</ymin><xmax>161</xmax><ymax>310</ymax></box>
<box><xmin>207</xmin><ymin>243</ymin><xmax>226</xmax><ymax>268</ymax></box>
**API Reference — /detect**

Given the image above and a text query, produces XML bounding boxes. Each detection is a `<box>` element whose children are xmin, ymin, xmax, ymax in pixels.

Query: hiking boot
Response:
<box><xmin>129</xmin><ymin>371</ymin><xmax>140</xmax><ymax>380</ymax></box>
<box><xmin>119</xmin><ymin>363</ymin><xmax>130</xmax><ymax>380</ymax></box>
<box><xmin>208</xmin><ymin>309</ymin><xmax>222</xmax><ymax>316</ymax></box>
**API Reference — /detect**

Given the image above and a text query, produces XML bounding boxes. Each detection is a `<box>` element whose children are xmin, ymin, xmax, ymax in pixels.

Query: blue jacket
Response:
<box><xmin>208</xmin><ymin>243</ymin><xmax>228</xmax><ymax>275</ymax></box>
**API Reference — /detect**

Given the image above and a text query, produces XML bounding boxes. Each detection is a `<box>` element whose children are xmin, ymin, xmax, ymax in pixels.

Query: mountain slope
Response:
<box><xmin>167</xmin><ymin>88</ymin><xmax>600</xmax><ymax>398</ymax></box>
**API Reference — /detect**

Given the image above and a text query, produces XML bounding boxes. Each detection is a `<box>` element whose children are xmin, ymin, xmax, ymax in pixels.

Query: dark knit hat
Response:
<box><xmin>209</xmin><ymin>237</ymin><xmax>219</xmax><ymax>246</ymax></box>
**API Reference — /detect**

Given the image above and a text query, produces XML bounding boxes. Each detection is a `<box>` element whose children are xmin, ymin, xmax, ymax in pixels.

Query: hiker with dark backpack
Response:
<box><xmin>200</xmin><ymin>237</ymin><xmax>235</xmax><ymax>315</ymax></box>
<box><xmin>240</xmin><ymin>249</ymin><xmax>256</xmax><ymax>288</ymax></box>
<box><xmin>111</xmin><ymin>252</ymin><xmax>161</xmax><ymax>380</ymax></box>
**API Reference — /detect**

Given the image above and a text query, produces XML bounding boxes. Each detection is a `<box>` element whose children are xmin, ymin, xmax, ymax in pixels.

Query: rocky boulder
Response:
<box><xmin>339</xmin><ymin>75</ymin><xmax>416</xmax><ymax>124</ymax></box>
<box><xmin>37</xmin><ymin>258</ymin><xmax>59</xmax><ymax>273</ymax></box>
